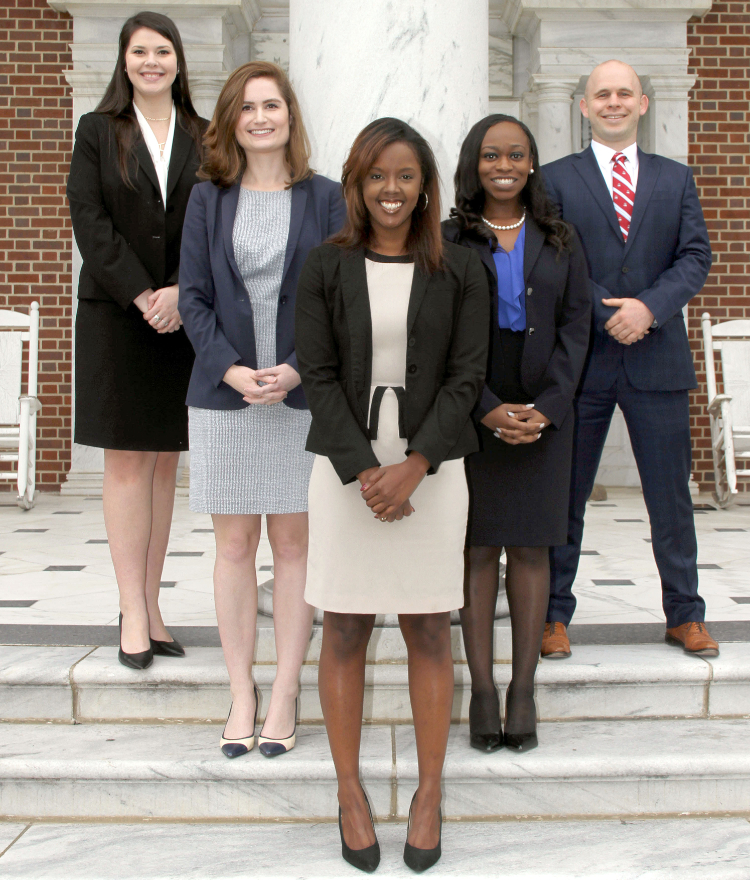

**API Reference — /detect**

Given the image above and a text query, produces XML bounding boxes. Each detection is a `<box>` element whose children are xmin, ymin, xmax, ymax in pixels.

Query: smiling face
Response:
<box><xmin>582</xmin><ymin>61</ymin><xmax>648</xmax><ymax>149</ymax></box>
<box><xmin>477</xmin><ymin>121</ymin><xmax>532</xmax><ymax>214</ymax></box>
<box><xmin>234</xmin><ymin>76</ymin><xmax>290</xmax><ymax>158</ymax></box>
<box><xmin>125</xmin><ymin>27</ymin><xmax>177</xmax><ymax>102</ymax></box>
<box><xmin>361</xmin><ymin>140</ymin><xmax>422</xmax><ymax>244</ymax></box>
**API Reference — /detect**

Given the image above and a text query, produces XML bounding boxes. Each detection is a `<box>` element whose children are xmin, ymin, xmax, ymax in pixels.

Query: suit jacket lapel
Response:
<box><xmin>166</xmin><ymin>119</ymin><xmax>192</xmax><ymax>199</ymax></box>
<box><xmin>573</xmin><ymin>147</ymin><xmax>622</xmax><ymax>240</ymax></box>
<box><xmin>340</xmin><ymin>248</ymin><xmax>372</xmax><ymax>398</ymax></box>
<box><xmin>134</xmin><ymin>135</ymin><xmax>160</xmax><ymax>197</ymax></box>
<box><xmin>523</xmin><ymin>217</ymin><xmax>545</xmax><ymax>283</ymax></box>
<box><xmin>406</xmin><ymin>265</ymin><xmax>429</xmax><ymax>336</ymax></box>
<box><xmin>221</xmin><ymin>185</ymin><xmax>244</xmax><ymax>283</ymax></box>
<box><xmin>624</xmin><ymin>150</ymin><xmax>659</xmax><ymax>253</ymax></box>
<box><xmin>281</xmin><ymin>181</ymin><xmax>307</xmax><ymax>287</ymax></box>
<box><xmin>464</xmin><ymin>235</ymin><xmax>497</xmax><ymax>282</ymax></box>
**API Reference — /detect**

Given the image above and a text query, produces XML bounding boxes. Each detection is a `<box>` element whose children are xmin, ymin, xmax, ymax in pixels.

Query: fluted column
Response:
<box><xmin>289</xmin><ymin>0</ymin><xmax>489</xmax><ymax>216</ymax></box>
<box><xmin>530</xmin><ymin>77</ymin><xmax>579</xmax><ymax>164</ymax></box>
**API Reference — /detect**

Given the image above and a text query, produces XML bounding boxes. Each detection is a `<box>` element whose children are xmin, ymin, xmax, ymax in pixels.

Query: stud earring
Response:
<box><xmin>529</xmin><ymin>168</ymin><xmax>535</xmax><ymax>174</ymax></box>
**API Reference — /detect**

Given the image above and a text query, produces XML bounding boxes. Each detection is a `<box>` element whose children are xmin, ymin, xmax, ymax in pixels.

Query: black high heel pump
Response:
<box><xmin>118</xmin><ymin>613</ymin><xmax>153</xmax><ymax>670</ymax></box>
<box><xmin>468</xmin><ymin>689</ymin><xmax>503</xmax><ymax>752</ymax></box>
<box><xmin>403</xmin><ymin>792</ymin><xmax>442</xmax><ymax>873</ymax></box>
<box><xmin>503</xmin><ymin>685</ymin><xmax>538</xmax><ymax>752</ymax></box>
<box><xmin>339</xmin><ymin>787</ymin><xmax>380</xmax><ymax>873</ymax></box>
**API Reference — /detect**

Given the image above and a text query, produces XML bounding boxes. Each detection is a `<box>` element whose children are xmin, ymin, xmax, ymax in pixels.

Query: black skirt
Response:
<box><xmin>74</xmin><ymin>298</ymin><xmax>194</xmax><ymax>451</ymax></box>
<box><xmin>466</xmin><ymin>329</ymin><xmax>573</xmax><ymax>548</ymax></box>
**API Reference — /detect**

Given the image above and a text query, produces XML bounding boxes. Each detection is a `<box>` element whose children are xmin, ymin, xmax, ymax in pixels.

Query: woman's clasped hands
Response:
<box><xmin>223</xmin><ymin>363</ymin><xmax>301</xmax><ymax>404</ymax></box>
<box><xmin>357</xmin><ymin>451</ymin><xmax>430</xmax><ymax>524</ymax></box>
<box><xmin>482</xmin><ymin>403</ymin><xmax>549</xmax><ymax>445</ymax></box>
<box><xmin>134</xmin><ymin>285</ymin><xmax>183</xmax><ymax>334</ymax></box>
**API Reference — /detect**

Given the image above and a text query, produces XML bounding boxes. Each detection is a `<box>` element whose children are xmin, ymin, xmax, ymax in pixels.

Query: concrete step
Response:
<box><xmin>1</xmin><ymin>718</ymin><xmax>749</xmax><ymax>822</ymax></box>
<box><xmin>2</xmin><ymin>643</ymin><xmax>748</xmax><ymax>724</ymax></box>
<box><xmin>1</xmin><ymin>817</ymin><xmax>750</xmax><ymax>878</ymax></box>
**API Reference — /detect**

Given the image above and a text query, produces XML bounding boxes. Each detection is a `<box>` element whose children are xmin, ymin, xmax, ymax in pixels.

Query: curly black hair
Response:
<box><xmin>449</xmin><ymin>114</ymin><xmax>571</xmax><ymax>254</ymax></box>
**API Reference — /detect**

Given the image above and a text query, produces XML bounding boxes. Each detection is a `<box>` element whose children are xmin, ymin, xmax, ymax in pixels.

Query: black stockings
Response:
<box><xmin>462</xmin><ymin>545</ymin><xmax>550</xmax><ymax>735</ymax></box>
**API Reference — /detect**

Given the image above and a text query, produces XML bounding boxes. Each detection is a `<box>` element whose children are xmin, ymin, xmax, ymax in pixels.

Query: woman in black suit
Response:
<box><xmin>67</xmin><ymin>12</ymin><xmax>206</xmax><ymax>669</ymax></box>
<box><xmin>443</xmin><ymin>115</ymin><xmax>591</xmax><ymax>753</ymax></box>
<box><xmin>297</xmin><ymin>118</ymin><xmax>488</xmax><ymax>872</ymax></box>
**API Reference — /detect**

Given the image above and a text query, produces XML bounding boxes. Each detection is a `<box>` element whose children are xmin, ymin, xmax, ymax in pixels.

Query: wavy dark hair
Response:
<box><xmin>450</xmin><ymin>114</ymin><xmax>571</xmax><ymax>254</ymax></box>
<box><xmin>329</xmin><ymin>118</ymin><xmax>443</xmax><ymax>275</ymax></box>
<box><xmin>96</xmin><ymin>11</ymin><xmax>203</xmax><ymax>186</ymax></box>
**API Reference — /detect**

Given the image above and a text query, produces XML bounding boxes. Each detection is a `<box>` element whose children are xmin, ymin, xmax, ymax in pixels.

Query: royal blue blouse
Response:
<box><xmin>492</xmin><ymin>223</ymin><xmax>526</xmax><ymax>331</ymax></box>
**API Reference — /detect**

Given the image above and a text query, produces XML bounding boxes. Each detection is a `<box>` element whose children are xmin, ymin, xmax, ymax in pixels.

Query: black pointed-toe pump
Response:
<box><xmin>403</xmin><ymin>793</ymin><xmax>442</xmax><ymax>873</ymax></box>
<box><xmin>118</xmin><ymin>613</ymin><xmax>153</xmax><ymax>670</ymax></box>
<box><xmin>150</xmin><ymin>636</ymin><xmax>185</xmax><ymax>657</ymax></box>
<box><xmin>339</xmin><ymin>788</ymin><xmax>380</xmax><ymax>873</ymax></box>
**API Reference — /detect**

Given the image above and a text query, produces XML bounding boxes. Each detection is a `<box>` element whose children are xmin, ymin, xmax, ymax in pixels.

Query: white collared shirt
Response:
<box><xmin>590</xmin><ymin>139</ymin><xmax>639</xmax><ymax>196</ymax></box>
<box><xmin>133</xmin><ymin>102</ymin><xmax>176</xmax><ymax>205</ymax></box>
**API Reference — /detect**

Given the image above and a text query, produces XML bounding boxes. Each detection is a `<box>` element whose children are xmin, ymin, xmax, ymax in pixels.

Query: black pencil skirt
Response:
<box><xmin>74</xmin><ymin>298</ymin><xmax>194</xmax><ymax>451</ymax></box>
<box><xmin>466</xmin><ymin>329</ymin><xmax>574</xmax><ymax>548</ymax></box>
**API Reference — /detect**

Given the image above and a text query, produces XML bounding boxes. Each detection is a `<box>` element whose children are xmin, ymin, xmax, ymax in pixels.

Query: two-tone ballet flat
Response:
<box><xmin>220</xmin><ymin>686</ymin><xmax>259</xmax><ymax>759</ymax></box>
<box><xmin>258</xmin><ymin>697</ymin><xmax>298</xmax><ymax>757</ymax></box>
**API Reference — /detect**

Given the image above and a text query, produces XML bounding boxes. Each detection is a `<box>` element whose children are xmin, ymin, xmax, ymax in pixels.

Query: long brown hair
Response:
<box><xmin>96</xmin><ymin>11</ymin><xmax>203</xmax><ymax>187</ymax></box>
<box><xmin>329</xmin><ymin>118</ymin><xmax>443</xmax><ymax>275</ymax></box>
<box><xmin>199</xmin><ymin>62</ymin><xmax>313</xmax><ymax>189</ymax></box>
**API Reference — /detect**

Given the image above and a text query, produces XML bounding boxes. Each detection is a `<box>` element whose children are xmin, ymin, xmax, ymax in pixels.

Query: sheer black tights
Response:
<box><xmin>462</xmin><ymin>545</ymin><xmax>550</xmax><ymax>736</ymax></box>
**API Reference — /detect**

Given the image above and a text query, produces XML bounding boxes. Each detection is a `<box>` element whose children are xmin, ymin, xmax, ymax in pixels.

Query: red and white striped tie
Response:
<box><xmin>612</xmin><ymin>152</ymin><xmax>634</xmax><ymax>241</ymax></box>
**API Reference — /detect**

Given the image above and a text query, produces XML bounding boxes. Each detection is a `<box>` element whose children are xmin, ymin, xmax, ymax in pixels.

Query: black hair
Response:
<box><xmin>96</xmin><ymin>11</ymin><xmax>203</xmax><ymax>186</ymax></box>
<box><xmin>450</xmin><ymin>114</ymin><xmax>572</xmax><ymax>254</ymax></box>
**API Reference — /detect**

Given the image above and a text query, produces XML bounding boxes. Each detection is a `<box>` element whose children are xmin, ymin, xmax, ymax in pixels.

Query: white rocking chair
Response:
<box><xmin>0</xmin><ymin>302</ymin><xmax>41</xmax><ymax>510</ymax></box>
<box><xmin>701</xmin><ymin>312</ymin><xmax>750</xmax><ymax>508</ymax></box>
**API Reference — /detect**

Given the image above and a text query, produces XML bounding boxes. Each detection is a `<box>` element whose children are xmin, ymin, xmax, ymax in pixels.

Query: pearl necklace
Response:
<box><xmin>482</xmin><ymin>210</ymin><xmax>526</xmax><ymax>231</ymax></box>
<box><xmin>142</xmin><ymin>114</ymin><xmax>171</xmax><ymax>122</ymax></box>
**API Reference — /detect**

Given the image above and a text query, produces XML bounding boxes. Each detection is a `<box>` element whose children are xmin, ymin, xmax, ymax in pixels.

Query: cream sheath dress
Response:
<box><xmin>304</xmin><ymin>252</ymin><xmax>468</xmax><ymax>615</ymax></box>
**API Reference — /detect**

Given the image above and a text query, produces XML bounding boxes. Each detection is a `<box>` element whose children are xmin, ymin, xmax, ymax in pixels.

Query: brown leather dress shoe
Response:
<box><xmin>665</xmin><ymin>622</ymin><xmax>719</xmax><ymax>657</ymax></box>
<box><xmin>541</xmin><ymin>622</ymin><xmax>571</xmax><ymax>659</ymax></box>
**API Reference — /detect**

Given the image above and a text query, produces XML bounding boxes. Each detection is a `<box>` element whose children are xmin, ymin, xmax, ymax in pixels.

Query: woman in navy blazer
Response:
<box><xmin>179</xmin><ymin>62</ymin><xmax>345</xmax><ymax>760</ymax></box>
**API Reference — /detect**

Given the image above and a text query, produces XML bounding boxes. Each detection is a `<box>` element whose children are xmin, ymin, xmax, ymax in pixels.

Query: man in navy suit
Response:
<box><xmin>541</xmin><ymin>60</ymin><xmax>719</xmax><ymax>659</ymax></box>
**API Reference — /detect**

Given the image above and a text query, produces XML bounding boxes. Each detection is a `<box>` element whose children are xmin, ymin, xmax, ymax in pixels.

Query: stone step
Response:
<box><xmin>0</xmin><ymin>719</ymin><xmax>748</xmax><ymax>822</ymax></box>
<box><xmin>2</xmin><ymin>643</ymin><xmax>748</xmax><ymax>724</ymax></box>
<box><xmin>1</xmin><ymin>817</ymin><xmax>749</xmax><ymax>878</ymax></box>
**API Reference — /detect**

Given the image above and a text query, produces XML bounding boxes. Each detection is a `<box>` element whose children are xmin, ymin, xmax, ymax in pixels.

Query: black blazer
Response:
<box><xmin>295</xmin><ymin>242</ymin><xmax>490</xmax><ymax>485</ymax></box>
<box><xmin>442</xmin><ymin>217</ymin><xmax>591</xmax><ymax>430</ymax></box>
<box><xmin>179</xmin><ymin>175</ymin><xmax>346</xmax><ymax>410</ymax></box>
<box><xmin>543</xmin><ymin>147</ymin><xmax>712</xmax><ymax>393</ymax></box>
<box><xmin>67</xmin><ymin>111</ymin><xmax>207</xmax><ymax>309</ymax></box>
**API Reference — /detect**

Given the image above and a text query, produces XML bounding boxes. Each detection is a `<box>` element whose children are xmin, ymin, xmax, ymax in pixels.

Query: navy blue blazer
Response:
<box><xmin>542</xmin><ymin>147</ymin><xmax>712</xmax><ymax>393</ymax></box>
<box><xmin>179</xmin><ymin>173</ymin><xmax>346</xmax><ymax>409</ymax></box>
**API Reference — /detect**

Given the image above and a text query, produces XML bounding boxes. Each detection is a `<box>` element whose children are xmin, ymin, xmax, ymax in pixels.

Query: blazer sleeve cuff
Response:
<box><xmin>474</xmin><ymin>384</ymin><xmax>503</xmax><ymax>421</ymax></box>
<box><xmin>284</xmin><ymin>350</ymin><xmax>299</xmax><ymax>372</ymax></box>
<box><xmin>328</xmin><ymin>449</ymin><xmax>381</xmax><ymax>486</ymax></box>
<box><xmin>208</xmin><ymin>348</ymin><xmax>242</xmax><ymax>390</ymax></box>
<box><xmin>532</xmin><ymin>391</ymin><xmax>569</xmax><ymax>431</ymax></box>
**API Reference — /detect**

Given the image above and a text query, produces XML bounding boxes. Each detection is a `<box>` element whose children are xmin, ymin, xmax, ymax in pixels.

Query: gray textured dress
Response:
<box><xmin>189</xmin><ymin>188</ymin><xmax>314</xmax><ymax>515</ymax></box>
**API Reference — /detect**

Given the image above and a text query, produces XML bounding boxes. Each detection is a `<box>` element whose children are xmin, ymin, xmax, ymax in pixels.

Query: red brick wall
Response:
<box><xmin>687</xmin><ymin>2</ymin><xmax>750</xmax><ymax>493</ymax></box>
<box><xmin>0</xmin><ymin>0</ymin><xmax>73</xmax><ymax>491</ymax></box>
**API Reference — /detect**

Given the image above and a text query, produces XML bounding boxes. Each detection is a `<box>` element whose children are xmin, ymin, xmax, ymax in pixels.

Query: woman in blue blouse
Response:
<box><xmin>443</xmin><ymin>115</ymin><xmax>591</xmax><ymax>754</ymax></box>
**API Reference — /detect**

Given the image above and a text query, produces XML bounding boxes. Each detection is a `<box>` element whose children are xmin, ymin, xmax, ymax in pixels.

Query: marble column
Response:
<box><xmin>642</xmin><ymin>74</ymin><xmax>697</xmax><ymax>166</ymax></box>
<box><xmin>288</xmin><ymin>0</ymin><xmax>489</xmax><ymax>216</ymax></box>
<box><xmin>530</xmin><ymin>77</ymin><xmax>580</xmax><ymax>164</ymax></box>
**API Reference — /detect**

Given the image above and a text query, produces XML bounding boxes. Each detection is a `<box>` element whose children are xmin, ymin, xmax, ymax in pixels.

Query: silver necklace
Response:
<box><xmin>482</xmin><ymin>210</ymin><xmax>526</xmax><ymax>231</ymax></box>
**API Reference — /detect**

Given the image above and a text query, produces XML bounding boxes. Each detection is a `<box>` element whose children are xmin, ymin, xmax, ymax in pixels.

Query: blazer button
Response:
<box><xmin>528</xmin><ymin>327</ymin><xmax>535</xmax><ymax>335</ymax></box>
<box><xmin>408</xmin><ymin>336</ymin><xmax>416</xmax><ymax>347</ymax></box>
<box><xmin>408</xmin><ymin>364</ymin><xmax>417</xmax><ymax>374</ymax></box>
<box><xmin>622</xmin><ymin>267</ymin><xmax>629</xmax><ymax>274</ymax></box>
<box><xmin>526</xmin><ymin>287</ymin><xmax>532</xmax><ymax>296</ymax></box>
<box><xmin>280</xmin><ymin>295</ymin><xmax>288</xmax><ymax>305</ymax></box>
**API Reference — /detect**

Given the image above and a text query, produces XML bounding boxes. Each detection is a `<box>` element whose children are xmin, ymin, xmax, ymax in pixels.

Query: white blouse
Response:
<box><xmin>133</xmin><ymin>102</ymin><xmax>176</xmax><ymax>204</ymax></box>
